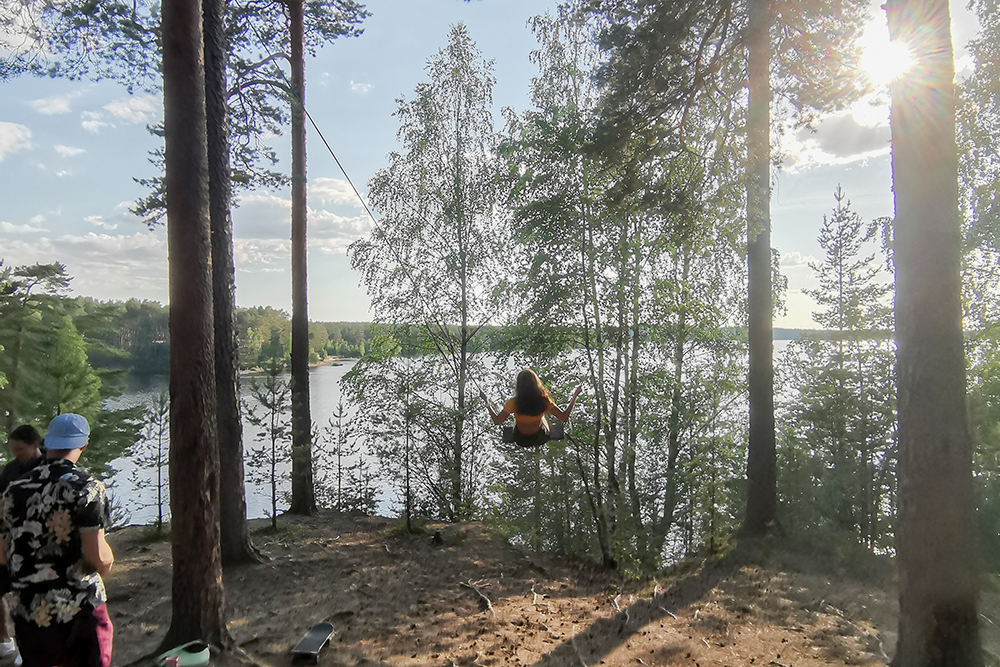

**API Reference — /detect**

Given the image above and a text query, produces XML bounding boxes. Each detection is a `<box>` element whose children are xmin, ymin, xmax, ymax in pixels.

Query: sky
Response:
<box><xmin>0</xmin><ymin>0</ymin><xmax>982</xmax><ymax>329</ymax></box>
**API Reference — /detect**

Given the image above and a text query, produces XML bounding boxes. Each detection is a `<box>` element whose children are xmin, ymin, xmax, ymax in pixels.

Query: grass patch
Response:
<box><xmin>383</xmin><ymin>514</ymin><xmax>431</xmax><ymax>537</ymax></box>
<box><xmin>133</xmin><ymin>523</ymin><xmax>172</xmax><ymax>545</ymax></box>
<box><xmin>253</xmin><ymin>520</ymin><xmax>302</xmax><ymax>537</ymax></box>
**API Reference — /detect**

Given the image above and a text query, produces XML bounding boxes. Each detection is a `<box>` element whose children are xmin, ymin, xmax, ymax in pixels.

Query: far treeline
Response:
<box><xmin>0</xmin><ymin>261</ymin><xmax>372</xmax><ymax>374</ymax></box>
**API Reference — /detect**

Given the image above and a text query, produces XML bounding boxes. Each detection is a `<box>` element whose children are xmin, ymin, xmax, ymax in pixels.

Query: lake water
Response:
<box><xmin>109</xmin><ymin>341</ymin><xmax>803</xmax><ymax>526</ymax></box>
<box><xmin>108</xmin><ymin>360</ymin><xmax>360</xmax><ymax>525</ymax></box>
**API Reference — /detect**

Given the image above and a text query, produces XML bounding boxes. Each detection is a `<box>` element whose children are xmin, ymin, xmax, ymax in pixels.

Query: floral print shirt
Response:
<box><xmin>0</xmin><ymin>458</ymin><xmax>108</xmax><ymax>626</ymax></box>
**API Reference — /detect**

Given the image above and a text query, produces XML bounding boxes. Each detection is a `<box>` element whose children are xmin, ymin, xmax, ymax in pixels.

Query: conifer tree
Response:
<box><xmin>35</xmin><ymin>316</ymin><xmax>102</xmax><ymax>421</ymax></box>
<box><xmin>778</xmin><ymin>188</ymin><xmax>895</xmax><ymax>548</ymax></box>
<box><xmin>244</xmin><ymin>354</ymin><xmax>292</xmax><ymax>530</ymax></box>
<box><xmin>130</xmin><ymin>392</ymin><xmax>171</xmax><ymax>531</ymax></box>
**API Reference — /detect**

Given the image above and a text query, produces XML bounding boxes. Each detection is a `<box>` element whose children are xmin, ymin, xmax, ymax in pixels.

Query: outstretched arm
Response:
<box><xmin>549</xmin><ymin>387</ymin><xmax>583</xmax><ymax>421</ymax></box>
<box><xmin>481</xmin><ymin>391</ymin><xmax>513</xmax><ymax>425</ymax></box>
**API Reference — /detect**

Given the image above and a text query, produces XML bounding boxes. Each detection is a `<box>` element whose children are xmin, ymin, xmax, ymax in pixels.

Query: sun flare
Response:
<box><xmin>860</xmin><ymin>32</ymin><xmax>916</xmax><ymax>87</ymax></box>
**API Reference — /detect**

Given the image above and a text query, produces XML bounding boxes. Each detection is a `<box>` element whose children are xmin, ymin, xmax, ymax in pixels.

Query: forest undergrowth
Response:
<box><xmin>103</xmin><ymin>511</ymin><xmax>1000</xmax><ymax>667</ymax></box>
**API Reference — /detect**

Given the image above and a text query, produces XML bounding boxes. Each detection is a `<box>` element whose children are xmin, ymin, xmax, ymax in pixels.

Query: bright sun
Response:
<box><xmin>860</xmin><ymin>29</ymin><xmax>916</xmax><ymax>87</ymax></box>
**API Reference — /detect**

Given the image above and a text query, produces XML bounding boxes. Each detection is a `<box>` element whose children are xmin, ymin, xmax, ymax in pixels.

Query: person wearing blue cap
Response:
<box><xmin>0</xmin><ymin>414</ymin><xmax>115</xmax><ymax>667</ymax></box>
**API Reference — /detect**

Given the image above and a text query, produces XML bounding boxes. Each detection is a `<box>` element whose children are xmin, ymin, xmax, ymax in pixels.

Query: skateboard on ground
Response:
<box><xmin>292</xmin><ymin>622</ymin><xmax>334</xmax><ymax>664</ymax></box>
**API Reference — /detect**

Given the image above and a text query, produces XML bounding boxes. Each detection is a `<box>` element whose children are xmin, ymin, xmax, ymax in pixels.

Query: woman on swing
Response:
<box><xmin>480</xmin><ymin>369</ymin><xmax>582</xmax><ymax>447</ymax></box>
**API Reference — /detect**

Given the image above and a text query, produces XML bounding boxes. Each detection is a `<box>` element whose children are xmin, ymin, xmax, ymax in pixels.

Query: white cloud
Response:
<box><xmin>31</xmin><ymin>95</ymin><xmax>73</xmax><ymax>115</ymax></box>
<box><xmin>240</xmin><ymin>192</ymin><xmax>292</xmax><ymax>209</ymax></box>
<box><xmin>0</xmin><ymin>220</ymin><xmax>46</xmax><ymax>234</ymax></box>
<box><xmin>0</xmin><ymin>231</ymin><xmax>169</xmax><ymax>303</ymax></box>
<box><xmin>54</xmin><ymin>145</ymin><xmax>85</xmax><ymax>158</ymax></box>
<box><xmin>781</xmin><ymin>110</ymin><xmax>891</xmax><ymax>173</ymax></box>
<box><xmin>956</xmin><ymin>54</ymin><xmax>975</xmax><ymax>79</ymax></box>
<box><xmin>85</xmin><ymin>215</ymin><xmax>118</xmax><ymax>231</ymax></box>
<box><xmin>309</xmin><ymin>209</ymin><xmax>372</xmax><ymax>242</ymax></box>
<box><xmin>847</xmin><ymin>94</ymin><xmax>890</xmax><ymax>129</ymax></box>
<box><xmin>29</xmin><ymin>215</ymin><xmax>45</xmax><ymax>225</ymax></box>
<box><xmin>59</xmin><ymin>232</ymin><xmax>168</xmax><ymax>292</ymax></box>
<box><xmin>234</xmin><ymin>238</ymin><xmax>290</xmax><ymax>270</ymax></box>
<box><xmin>310</xmin><ymin>177</ymin><xmax>364</xmax><ymax>207</ymax></box>
<box><xmin>104</xmin><ymin>95</ymin><xmax>159</xmax><ymax>124</ymax></box>
<box><xmin>309</xmin><ymin>239</ymin><xmax>353</xmax><ymax>256</ymax></box>
<box><xmin>235</xmin><ymin>189</ymin><xmax>371</xmax><ymax>242</ymax></box>
<box><xmin>0</xmin><ymin>122</ymin><xmax>32</xmax><ymax>160</ymax></box>
<box><xmin>779</xmin><ymin>250</ymin><xmax>818</xmax><ymax>270</ymax></box>
<box><xmin>81</xmin><ymin>111</ymin><xmax>111</xmax><ymax>133</ymax></box>
<box><xmin>350</xmin><ymin>81</ymin><xmax>373</xmax><ymax>94</ymax></box>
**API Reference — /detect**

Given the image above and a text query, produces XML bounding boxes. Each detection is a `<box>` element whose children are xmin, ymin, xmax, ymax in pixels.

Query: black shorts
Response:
<box><xmin>503</xmin><ymin>424</ymin><xmax>551</xmax><ymax>448</ymax></box>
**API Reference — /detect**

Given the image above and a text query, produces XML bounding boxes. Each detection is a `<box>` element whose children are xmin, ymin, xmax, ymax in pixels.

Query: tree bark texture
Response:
<box><xmin>202</xmin><ymin>0</ymin><xmax>259</xmax><ymax>566</ymax></box>
<box><xmin>160</xmin><ymin>0</ymin><xmax>230</xmax><ymax>647</ymax></box>
<box><xmin>887</xmin><ymin>0</ymin><xmax>982</xmax><ymax>665</ymax></box>
<box><xmin>742</xmin><ymin>0</ymin><xmax>777</xmax><ymax>536</ymax></box>
<box><xmin>288</xmin><ymin>0</ymin><xmax>316</xmax><ymax>515</ymax></box>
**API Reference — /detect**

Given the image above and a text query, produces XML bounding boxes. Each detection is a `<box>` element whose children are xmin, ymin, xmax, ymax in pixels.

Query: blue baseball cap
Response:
<box><xmin>44</xmin><ymin>414</ymin><xmax>90</xmax><ymax>450</ymax></box>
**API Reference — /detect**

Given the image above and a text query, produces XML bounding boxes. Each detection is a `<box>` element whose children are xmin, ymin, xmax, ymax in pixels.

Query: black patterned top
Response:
<box><xmin>0</xmin><ymin>458</ymin><xmax>108</xmax><ymax>626</ymax></box>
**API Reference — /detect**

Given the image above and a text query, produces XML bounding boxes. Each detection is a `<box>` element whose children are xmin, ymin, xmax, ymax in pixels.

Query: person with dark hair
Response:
<box><xmin>481</xmin><ymin>369</ymin><xmax>581</xmax><ymax>447</ymax></box>
<box><xmin>0</xmin><ymin>425</ymin><xmax>45</xmax><ymax>662</ymax></box>
<box><xmin>1</xmin><ymin>425</ymin><xmax>44</xmax><ymax>493</ymax></box>
<box><xmin>0</xmin><ymin>413</ymin><xmax>114</xmax><ymax>667</ymax></box>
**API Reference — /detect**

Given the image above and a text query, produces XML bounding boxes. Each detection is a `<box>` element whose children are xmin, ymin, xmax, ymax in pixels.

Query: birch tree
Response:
<box><xmin>349</xmin><ymin>25</ymin><xmax>508</xmax><ymax>520</ymax></box>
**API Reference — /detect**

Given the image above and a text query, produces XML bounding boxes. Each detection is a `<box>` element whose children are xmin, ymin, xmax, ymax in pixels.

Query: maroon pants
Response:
<box><xmin>14</xmin><ymin>603</ymin><xmax>113</xmax><ymax>667</ymax></box>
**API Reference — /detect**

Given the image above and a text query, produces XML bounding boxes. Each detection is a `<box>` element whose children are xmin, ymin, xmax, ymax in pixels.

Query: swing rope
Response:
<box><xmin>239</xmin><ymin>24</ymin><xmax>519</xmax><ymax>426</ymax></box>
<box><xmin>241</xmin><ymin>21</ymin><xmax>505</xmax><ymax>385</ymax></box>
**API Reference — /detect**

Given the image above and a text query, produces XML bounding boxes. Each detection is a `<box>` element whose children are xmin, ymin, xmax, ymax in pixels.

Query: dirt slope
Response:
<box><xmin>105</xmin><ymin>513</ymin><xmax>907</xmax><ymax>667</ymax></box>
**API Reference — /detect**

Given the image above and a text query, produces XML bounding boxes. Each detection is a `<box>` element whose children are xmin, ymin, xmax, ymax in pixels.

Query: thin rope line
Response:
<box><xmin>242</xmin><ymin>19</ymin><xmax>494</xmax><ymax>382</ymax></box>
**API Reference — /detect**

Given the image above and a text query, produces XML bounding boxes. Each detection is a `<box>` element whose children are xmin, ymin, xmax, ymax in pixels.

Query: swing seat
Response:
<box><xmin>501</xmin><ymin>422</ymin><xmax>566</xmax><ymax>446</ymax></box>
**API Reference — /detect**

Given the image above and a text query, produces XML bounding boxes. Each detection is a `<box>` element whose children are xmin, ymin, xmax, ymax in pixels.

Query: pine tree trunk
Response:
<box><xmin>160</xmin><ymin>0</ymin><xmax>229</xmax><ymax>647</ymax></box>
<box><xmin>742</xmin><ymin>0</ymin><xmax>777</xmax><ymax>537</ymax></box>
<box><xmin>202</xmin><ymin>0</ymin><xmax>260</xmax><ymax>565</ymax></box>
<box><xmin>288</xmin><ymin>0</ymin><xmax>315</xmax><ymax>515</ymax></box>
<box><xmin>887</xmin><ymin>0</ymin><xmax>982</xmax><ymax>664</ymax></box>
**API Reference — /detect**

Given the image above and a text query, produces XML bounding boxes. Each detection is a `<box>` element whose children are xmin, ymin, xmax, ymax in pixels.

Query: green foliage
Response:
<box><xmin>959</xmin><ymin>0</ymin><xmax>1000</xmax><ymax>254</ymax></box>
<box><xmin>35</xmin><ymin>316</ymin><xmax>102</xmax><ymax>421</ymax></box>
<box><xmin>0</xmin><ymin>262</ymin><xmax>141</xmax><ymax>479</ymax></box>
<box><xmin>342</xmin><ymin>350</ymin><xmax>455</xmax><ymax>522</ymax></box>
<box><xmin>0</xmin><ymin>0</ymin><xmax>160</xmax><ymax>89</ymax></box>
<box><xmin>485</xmin><ymin>4</ymin><xmax>752</xmax><ymax>570</ymax></box>
<box><xmin>0</xmin><ymin>261</ymin><xmax>72</xmax><ymax>431</ymax></box>
<box><xmin>134</xmin><ymin>0</ymin><xmax>370</xmax><ymax>224</ymax></box>
<box><xmin>775</xmin><ymin>189</ymin><xmax>896</xmax><ymax>552</ymax></box>
<box><xmin>963</xmin><ymin>245</ymin><xmax>1000</xmax><ymax>570</ymax></box>
<box><xmin>315</xmin><ymin>397</ymin><xmax>377</xmax><ymax>514</ymax></box>
<box><xmin>961</xmin><ymin>21</ymin><xmax>1000</xmax><ymax>565</ymax></box>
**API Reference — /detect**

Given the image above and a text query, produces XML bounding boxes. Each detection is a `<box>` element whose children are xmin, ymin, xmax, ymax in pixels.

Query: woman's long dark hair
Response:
<box><xmin>514</xmin><ymin>369</ymin><xmax>551</xmax><ymax>416</ymax></box>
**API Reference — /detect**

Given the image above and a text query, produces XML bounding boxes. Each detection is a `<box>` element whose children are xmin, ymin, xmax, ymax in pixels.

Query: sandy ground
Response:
<box><xmin>101</xmin><ymin>512</ymin><xmax>999</xmax><ymax>667</ymax></box>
